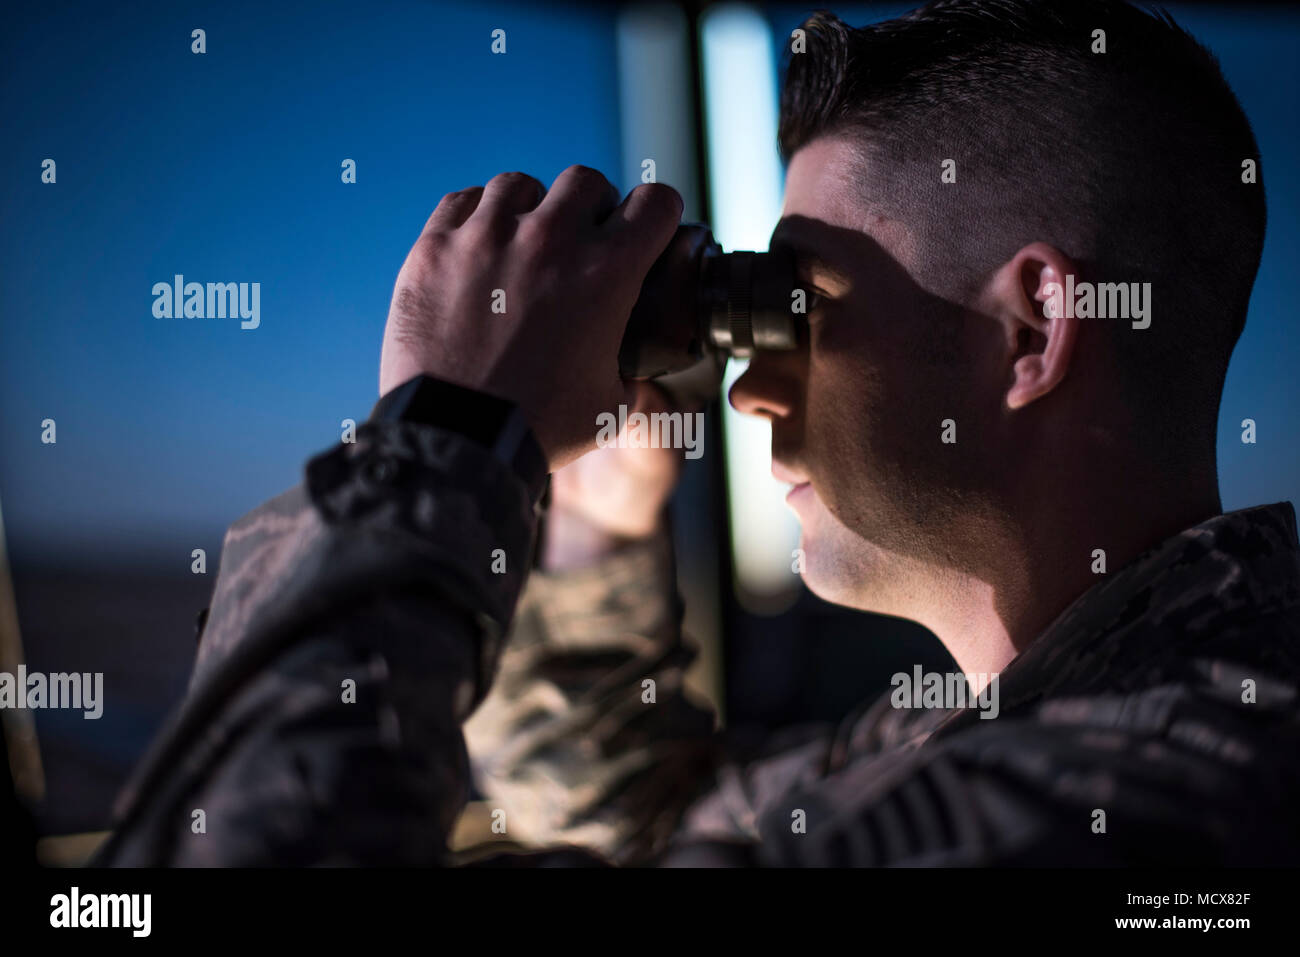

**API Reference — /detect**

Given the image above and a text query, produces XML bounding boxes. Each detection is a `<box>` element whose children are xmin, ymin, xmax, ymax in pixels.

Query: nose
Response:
<box><xmin>728</xmin><ymin>352</ymin><xmax>801</xmax><ymax>421</ymax></box>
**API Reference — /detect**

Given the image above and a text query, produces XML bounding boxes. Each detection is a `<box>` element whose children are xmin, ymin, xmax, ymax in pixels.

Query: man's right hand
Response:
<box><xmin>378</xmin><ymin>167</ymin><xmax>683</xmax><ymax>470</ymax></box>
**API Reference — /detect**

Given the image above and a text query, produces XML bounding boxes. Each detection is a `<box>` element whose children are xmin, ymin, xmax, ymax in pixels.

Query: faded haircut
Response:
<box><xmin>779</xmin><ymin>0</ymin><xmax>1266</xmax><ymax>457</ymax></box>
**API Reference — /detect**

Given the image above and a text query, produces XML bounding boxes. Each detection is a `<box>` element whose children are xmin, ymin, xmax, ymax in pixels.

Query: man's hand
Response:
<box><xmin>542</xmin><ymin>380</ymin><xmax>685</xmax><ymax>570</ymax></box>
<box><xmin>379</xmin><ymin>167</ymin><xmax>683</xmax><ymax>470</ymax></box>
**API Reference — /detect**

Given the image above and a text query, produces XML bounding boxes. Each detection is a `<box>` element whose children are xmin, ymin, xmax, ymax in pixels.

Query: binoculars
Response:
<box><xmin>618</xmin><ymin>223</ymin><xmax>800</xmax><ymax>406</ymax></box>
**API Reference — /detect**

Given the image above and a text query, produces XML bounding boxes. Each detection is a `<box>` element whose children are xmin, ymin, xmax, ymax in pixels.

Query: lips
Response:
<box><xmin>773</xmin><ymin>459</ymin><xmax>813</xmax><ymax>511</ymax></box>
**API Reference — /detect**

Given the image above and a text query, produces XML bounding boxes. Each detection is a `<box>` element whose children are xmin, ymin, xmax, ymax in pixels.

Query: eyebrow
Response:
<box><xmin>772</xmin><ymin>236</ymin><xmax>852</xmax><ymax>290</ymax></box>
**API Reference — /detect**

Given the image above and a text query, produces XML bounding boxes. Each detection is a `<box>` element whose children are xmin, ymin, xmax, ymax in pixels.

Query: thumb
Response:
<box><xmin>624</xmin><ymin>379</ymin><xmax>674</xmax><ymax>420</ymax></box>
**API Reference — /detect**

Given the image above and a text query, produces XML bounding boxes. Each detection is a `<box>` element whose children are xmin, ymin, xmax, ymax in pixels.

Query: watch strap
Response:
<box><xmin>369</xmin><ymin>375</ymin><xmax>549</xmax><ymax>507</ymax></box>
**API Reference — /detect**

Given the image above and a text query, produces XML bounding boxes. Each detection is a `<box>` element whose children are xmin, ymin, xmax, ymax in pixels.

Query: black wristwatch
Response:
<box><xmin>368</xmin><ymin>374</ymin><xmax>549</xmax><ymax>507</ymax></box>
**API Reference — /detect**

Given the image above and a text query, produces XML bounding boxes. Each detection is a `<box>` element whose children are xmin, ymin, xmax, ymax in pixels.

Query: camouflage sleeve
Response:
<box><xmin>95</xmin><ymin>420</ymin><xmax>538</xmax><ymax>866</ymax></box>
<box><xmin>463</xmin><ymin>523</ymin><xmax>721</xmax><ymax>864</ymax></box>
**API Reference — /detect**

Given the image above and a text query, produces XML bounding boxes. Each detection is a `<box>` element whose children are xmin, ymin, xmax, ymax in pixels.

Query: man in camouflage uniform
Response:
<box><xmin>94</xmin><ymin>0</ymin><xmax>1300</xmax><ymax>866</ymax></box>
<box><xmin>470</xmin><ymin>502</ymin><xmax>1300</xmax><ymax>866</ymax></box>
<box><xmin>92</xmin><ymin>414</ymin><xmax>1300</xmax><ymax>866</ymax></box>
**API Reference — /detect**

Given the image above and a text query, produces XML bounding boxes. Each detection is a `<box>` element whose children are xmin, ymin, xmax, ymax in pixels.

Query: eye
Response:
<box><xmin>794</xmin><ymin>282</ymin><xmax>826</xmax><ymax>316</ymax></box>
<box><xmin>801</xmin><ymin>287</ymin><xmax>830</xmax><ymax>319</ymax></box>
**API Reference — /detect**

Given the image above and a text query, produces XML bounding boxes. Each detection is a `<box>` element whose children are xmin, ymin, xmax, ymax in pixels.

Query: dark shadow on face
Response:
<box><xmin>736</xmin><ymin>213</ymin><xmax>1037</xmax><ymax>626</ymax></box>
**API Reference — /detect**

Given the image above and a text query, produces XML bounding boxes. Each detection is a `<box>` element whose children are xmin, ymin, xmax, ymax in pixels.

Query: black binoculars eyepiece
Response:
<box><xmin>618</xmin><ymin>223</ymin><xmax>800</xmax><ymax>405</ymax></box>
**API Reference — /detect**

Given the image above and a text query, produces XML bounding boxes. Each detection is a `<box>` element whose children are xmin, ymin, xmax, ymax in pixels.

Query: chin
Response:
<box><xmin>793</xmin><ymin>493</ymin><xmax>880</xmax><ymax>610</ymax></box>
<box><xmin>799</xmin><ymin>535</ymin><xmax>866</xmax><ymax>607</ymax></box>
<box><xmin>799</xmin><ymin>552</ymin><xmax>846</xmax><ymax>605</ymax></box>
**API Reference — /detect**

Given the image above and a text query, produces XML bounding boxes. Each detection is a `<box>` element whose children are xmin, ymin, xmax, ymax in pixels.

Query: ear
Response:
<box><xmin>982</xmin><ymin>242</ymin><xmax>1080</xmax><ymax>411</ymax></box>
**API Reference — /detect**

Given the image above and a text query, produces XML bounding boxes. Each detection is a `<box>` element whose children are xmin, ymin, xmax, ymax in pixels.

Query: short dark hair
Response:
<box><xmin>779</xmin><ymin>0</ymin><xmax>1266</xmax><ymax>456</ymax></box>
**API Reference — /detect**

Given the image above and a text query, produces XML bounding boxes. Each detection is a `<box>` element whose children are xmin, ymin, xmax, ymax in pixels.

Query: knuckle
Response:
<box><xmin>561</xmin><ymin>164</ymin><xmax>609</xmax><ymax>191</ymax></box>
<box><xmin>632</xmin><ymin>181</ymin><xmax>682</xmax><ymax>215</ymax></box>
<box><xmin>427</xmin><ymin>187</ymin><xmax>480</xmax><ymax>229</ymax></box>
<box><xmin>443</xmin><ymin>185</ymin><xmax>481</xmax><ymax>204</ymax></box>
<box><xmin>489</xmin><ymin>170</ymin><xmax>535</xmax><ymax>191</ymax></box>
<box><xmin>631</xmin><ymin>180</ymin><xmax>672</xmax><ymax>200</ymax></box>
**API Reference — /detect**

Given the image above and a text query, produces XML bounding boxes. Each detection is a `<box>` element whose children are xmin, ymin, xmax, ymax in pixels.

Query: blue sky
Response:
<box><xmin>1</xmin><ymin>1</ymin><xmax>623</xmax><ymax>566</ymax></box>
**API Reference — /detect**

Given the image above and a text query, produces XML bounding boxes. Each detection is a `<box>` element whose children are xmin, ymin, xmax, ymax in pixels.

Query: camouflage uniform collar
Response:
<box><xmin>930</xmin><ymin>501</ymin><xmax>1300</xmax><ymax>740</ymax></box>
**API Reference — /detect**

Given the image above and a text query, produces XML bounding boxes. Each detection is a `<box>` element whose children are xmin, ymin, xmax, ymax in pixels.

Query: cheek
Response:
<box><xmin>805</xmin><ymin>314</ymin><xmax>894</xmax><ymax>464</ymax></box>
<box><xmin>803</xmin><ymin>314</ymin><xmax>955</xmax><ymax>529</ymax></box>
<box><xmin>803</xmin><ymin>344</ymin><xmax>884</xmax><ymax>520</ymax></box>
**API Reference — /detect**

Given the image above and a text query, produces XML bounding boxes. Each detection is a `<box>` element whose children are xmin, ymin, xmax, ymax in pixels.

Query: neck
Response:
<box><xmin>908</xmin><ymin>462</ymin><xmax>1221</xmax><ymax>689</ymax></box>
